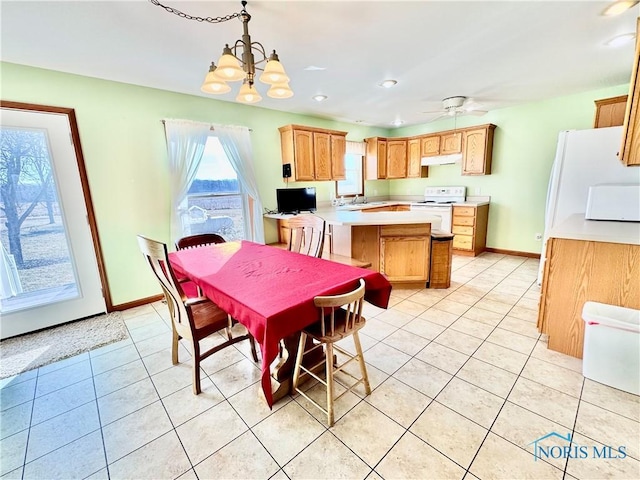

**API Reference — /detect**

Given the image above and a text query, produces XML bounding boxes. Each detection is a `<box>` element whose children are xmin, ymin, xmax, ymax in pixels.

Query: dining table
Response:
<box><xmin>168</xmin><ymin>240</ymin><xmax>392</xmax><ymax>407</ymax></box>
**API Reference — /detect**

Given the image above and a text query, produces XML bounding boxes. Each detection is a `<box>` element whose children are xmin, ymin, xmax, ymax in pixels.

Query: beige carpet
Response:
<box><xmin>0</xmin><ymin>312</ymin><xmax>129</xmax><ymax>379</ymax></box>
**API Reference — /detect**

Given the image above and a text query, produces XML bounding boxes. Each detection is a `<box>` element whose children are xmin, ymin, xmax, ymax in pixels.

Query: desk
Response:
<box><xmin>169</xmin><ymin>241</ymin><xmax>391</xmax><ymax>406</ymax></box>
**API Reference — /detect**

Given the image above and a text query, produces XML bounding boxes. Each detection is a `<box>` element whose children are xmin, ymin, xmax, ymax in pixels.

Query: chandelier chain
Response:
<box><xmin>149</xmin><ymin>0</ymin><xmax>240</xmax><ymax>24</ymax></box>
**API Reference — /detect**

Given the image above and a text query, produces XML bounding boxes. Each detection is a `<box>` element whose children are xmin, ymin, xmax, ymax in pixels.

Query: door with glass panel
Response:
<box><xmin>0</xmin><ymin>106</ymin><xmax>105</xmax><ymax>338</ymax></box>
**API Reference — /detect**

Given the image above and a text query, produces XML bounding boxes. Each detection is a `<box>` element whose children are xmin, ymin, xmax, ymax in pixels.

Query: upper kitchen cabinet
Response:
<box><xmin>367</xmin><ymin>137</ymin><xmax>409</xmax><ymax>179</ymax></box>
<box><xmin>594</xmin><ymin>95</ymin><xmax>628</xmax><ymax>128</ymax></box>
<box><xmin>620</xmin><ymin>18</ymin><xmax>640</xmax><ymax>167</ymax></box>
<box><xmin>461</xmin><ymin>124</ymin><xmax>496</xmax><ymax>176</ymax></box>
<box><xmin>386</xmin><ymin>139</ymin><xmax>408</xmax><ymax>178</ymax></box>
<box><xmin>365</xmin><ymin>137</ymin><xmax>387</xmax><ymax>179</ymax></box>
<box><xmin>420</xmin><ymin>132</ymin><xmax>461</xmax><ymax>156</ymax></box>
<box><xmin>407</xmin><ymin>138</ymin><xmax>426</xmax><ymax>178</ymax></box>
<box><xmin>279</xmin><ymin>125</ymin><xmax>348</xmax><ymax>181</ymax></box>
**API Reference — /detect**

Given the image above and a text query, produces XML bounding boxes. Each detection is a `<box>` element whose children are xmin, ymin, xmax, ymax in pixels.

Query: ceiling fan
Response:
<box><xmin>423</xmin><ymin>96</ymin><xmax>488</xmax><ymax>121</ymax></box>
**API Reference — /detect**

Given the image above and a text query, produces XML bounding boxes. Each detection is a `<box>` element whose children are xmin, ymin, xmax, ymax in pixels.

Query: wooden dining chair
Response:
<box><xmin>292</xmin><ymin>278</ymin><xmax>370</xmax><ymax>427</ymax></box>
<box><xmin>137</xmin><ymin>235</ymin><xmax>258</xmax><ymax>394</ymax></box>
<box><xmin>175</xmin><ymin>233</ymin><xmax>226</xmax><ymax>250</ymax></box>
<box><xmin>287</xmin><ymin>214</ymin><xmax>326</xmax><ymax>258</ymax></box>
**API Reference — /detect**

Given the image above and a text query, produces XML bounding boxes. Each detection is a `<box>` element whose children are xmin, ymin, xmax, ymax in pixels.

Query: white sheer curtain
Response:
<box><xmin>163</xmin><ymin>119</ymin><xmax>211</xmax><ymax>242</ymax></box>
<box><xmin>213</xmin><ymin>125</ymin><xmax>265</xmax><ymax>243</ymax></box>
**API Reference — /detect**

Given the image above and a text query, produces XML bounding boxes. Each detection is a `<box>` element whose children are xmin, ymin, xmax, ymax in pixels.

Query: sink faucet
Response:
<box><xmin>352</xmin><ymin>195</ymin><xmax>359</xmax><ymax>204</ymax></box>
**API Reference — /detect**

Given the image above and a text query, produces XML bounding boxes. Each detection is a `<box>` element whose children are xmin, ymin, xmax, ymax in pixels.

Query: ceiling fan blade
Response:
<box><xmin>463</xmin><ymin>110</ymin><xmax>488</xmax><ymax>116</ymax></box>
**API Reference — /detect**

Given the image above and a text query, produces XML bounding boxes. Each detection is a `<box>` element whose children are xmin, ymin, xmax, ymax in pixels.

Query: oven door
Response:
<box><xmin>409</xmin><ymin>204</ymin><xmax>453</xmax><ymax>233</ymax></box>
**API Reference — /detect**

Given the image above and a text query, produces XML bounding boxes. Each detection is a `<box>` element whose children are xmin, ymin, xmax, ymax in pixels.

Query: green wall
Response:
<box><xmin>0</xmin><ymin>62</ymin><xmax>628</xmax><ymax>306</ymax></box>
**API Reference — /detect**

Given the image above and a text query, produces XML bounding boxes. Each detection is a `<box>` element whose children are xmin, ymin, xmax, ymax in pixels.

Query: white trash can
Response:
<box><xmin>582</xmin><ymin>301</ymin><xmax>640</xmax><ymax>395</ymax></box>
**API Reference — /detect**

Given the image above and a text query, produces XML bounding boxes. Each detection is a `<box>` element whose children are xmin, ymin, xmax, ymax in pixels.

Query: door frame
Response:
<box><xmin>1</xmin><ymin>100</ymin><xmax>113</xmax><ymax>311</ymax></box>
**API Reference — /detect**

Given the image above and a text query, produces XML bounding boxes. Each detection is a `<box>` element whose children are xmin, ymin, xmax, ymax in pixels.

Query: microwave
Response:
<box><xmin>585</xmin><ymin>184</ymin><xmax>640</xmax><ymax>221</ymax></box>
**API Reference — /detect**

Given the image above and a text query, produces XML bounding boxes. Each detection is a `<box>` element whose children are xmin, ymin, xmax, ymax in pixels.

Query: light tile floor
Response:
<box><xmin>1</xmin><ymin>252</ymin><xmax>639</xmax><ymax>479</ymax></box>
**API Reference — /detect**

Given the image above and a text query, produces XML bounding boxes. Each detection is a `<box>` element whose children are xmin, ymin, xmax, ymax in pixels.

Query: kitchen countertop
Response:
<box><xmin>548</xmin><ymin>213</ymin><xmax>640</xmax><ymax>245</ymax></box>
<box><xmin>265</xmin><ymin>208</ymin><xmax>443</xmax><ymax>229</ymax></box>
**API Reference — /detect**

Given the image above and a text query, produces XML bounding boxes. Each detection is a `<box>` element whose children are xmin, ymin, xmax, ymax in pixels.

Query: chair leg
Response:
<box><xmin>192</xmin><ymin>341</ymin><xmax>201</xmax><ymax>395</ymax></box>
<box><xmin>352</xmin><ymin>331</ymin><xmax>371</xmax><ymax>395</ymax></box>
<box><xmin>249</xmin><ymin>335</ymin><xmax>259</xmax><ymax>363</ymax></box>
<box><xmin>292</xmin><ymin>332</ymin><xmax>307</xmax><ymax>391</ymax></box>
<box><xmin>171</xmin><ymin>325</ymin><xmax>180</xmax><ymax>365</ymax></box>
<box><xmin>325</xmin><ymin>342</ymin><xmax>335</xmax><ymax>427</ymax></box>
<box><xmin>226</xmin><ymin>315</ymin><xmax>233</xmax><ymax>340</ymax></box>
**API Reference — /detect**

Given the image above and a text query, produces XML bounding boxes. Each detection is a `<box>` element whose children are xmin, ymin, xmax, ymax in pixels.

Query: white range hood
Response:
<box><xmin>420</xmin><ymin>153</ymin><xmax>463</xmax><ymax>166</ymax></box>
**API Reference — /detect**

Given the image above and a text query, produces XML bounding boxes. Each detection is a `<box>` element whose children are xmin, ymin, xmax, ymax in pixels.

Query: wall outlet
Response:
<box><xmin>474</xmin><ymin>187</ymin><xmax>481</xmax><ymax>195</ymax></box>
<box><xmin>373</xmin><ymin>189</ymin><xmax>378</xmax><ymax>195</ymax></box>
<box><xmin>535</xmin><ymin>233</ymin><xmax>543</xmax><ymax>241</ymax></box>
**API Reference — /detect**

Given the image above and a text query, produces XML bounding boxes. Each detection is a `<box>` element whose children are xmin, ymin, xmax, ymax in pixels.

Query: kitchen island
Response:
<box><xmin>265</xmin><ymin>207</ymin><xmax>444</xmax><ymax>285</ymax></box>
<box><xmin>537</xmin><ymin>214</ymin><xmax>640</xmax><ymax>358</ymax></box>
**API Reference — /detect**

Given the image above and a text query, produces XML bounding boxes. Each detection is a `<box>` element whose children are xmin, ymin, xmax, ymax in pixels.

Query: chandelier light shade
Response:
<box><xmin>204</xmin><ymin>1</ymin><xmax>292</xmax><ymax>103</ymax></box>
<box><xmin>236</xmin><ymin>81</ymin><xmax>263</xmax><ymax>104</ymax></box>
<box><xmin>201</xmin><ymin>63</ymin><xmax>232</xmax><ymax>94</ymax></box>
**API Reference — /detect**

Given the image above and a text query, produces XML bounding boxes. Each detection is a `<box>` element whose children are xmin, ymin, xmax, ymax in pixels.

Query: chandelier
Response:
<box><xmin>150</xmin><ymin>0</ymin><xmax>292</xmax><ymax>104</ymax></box>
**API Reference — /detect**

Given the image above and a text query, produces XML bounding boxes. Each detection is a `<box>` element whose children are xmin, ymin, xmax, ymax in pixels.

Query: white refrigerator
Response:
<box><xmin>537</xmin><ymin>126</ymin><xmax>640</xmax><ymax>284</ymax></box>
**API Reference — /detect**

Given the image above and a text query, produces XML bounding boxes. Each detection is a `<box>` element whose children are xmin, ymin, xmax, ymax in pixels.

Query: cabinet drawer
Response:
<box><xmin>452</xmin><ymin>225</ymin><xmax>474</xmax><ymax>236</ymax></box>
<box><xmin>453</xmin><ymin>215</ymin><xmax>475</xmax><ymax>227</ymax></box>
<box><xmin>453</xmin><ymin>206</ymin><xmax>475</xmax><ymax>217</ymax></box>
<box><xmin>452</xmin><ymin>235</ymin><xmax>473</xmax><ymax>250</ymax></box>
<box><xmin>380</xmin><ymin>224</ymin><xmax>430</xmax><ymax>237</ymax></box>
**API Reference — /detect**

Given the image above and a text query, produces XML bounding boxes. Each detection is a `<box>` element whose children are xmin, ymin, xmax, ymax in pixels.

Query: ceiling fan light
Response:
<box><xmin>214</xmin><ymin>46</ymin><xmax>245</xmax><ymax>82</ymax></box>
<box><xmin>259</xmin><ymin>52</ymin><xmax>290</xmax><ymax>84</ymax></box>
<box><xmin>601</xmin><ymin>0</ymin><xmax>639</xmax><ymax>16</ymax></box>
<box><xmin>236</xmin><ymin>82</ymin><xmax>262</xmax><ymax>104</ymax></box>
<box><xmin>201</xmin><ymin>63</ymin><xmax>232</xmax><ymax>94</ymax></box>
<box><xmin>267</xmin><ymin>82</ymin><xmax>293</xmax><ymax>99</ymax></box>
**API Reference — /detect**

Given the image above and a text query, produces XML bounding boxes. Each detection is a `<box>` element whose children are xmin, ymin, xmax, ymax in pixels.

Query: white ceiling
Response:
<box><xmin>1</xmin><ymin>1</ymin><xmax>638</xmax><ymax>128</ymax></box>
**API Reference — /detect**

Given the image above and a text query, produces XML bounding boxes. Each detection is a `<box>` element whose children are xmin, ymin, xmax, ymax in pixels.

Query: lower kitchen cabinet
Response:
<box><xmin>537</xmin><ymin>237</ymin><xmax>640</xmax><ymax>358</ymax></box>
<box><xmin>378</xmin><ymin>224</ymin><xmax>430</xmax><ymax>282</ymax></box>
<box><xmin>451</xmin><ymin>204</ymin><xmax>489</xmax><ymax>256</ymax></box>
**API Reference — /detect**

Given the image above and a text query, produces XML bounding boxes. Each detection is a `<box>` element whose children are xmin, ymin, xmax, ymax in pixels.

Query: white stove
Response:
<box><xmin>410</xmin><ymin>186</ymin><xmax>466</xmax><ymax>233</ymax></box>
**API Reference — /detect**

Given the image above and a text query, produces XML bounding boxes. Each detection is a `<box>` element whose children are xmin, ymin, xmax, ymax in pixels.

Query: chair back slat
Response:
<box><xmin>288</xmin><ymin>214</ymin><xmax>325</xmax><ymax>258</ymax></box>
<box><xmin>315</xmin><ymin>279</ymin><xmax>365</xmax><ymax>337</ymax></box>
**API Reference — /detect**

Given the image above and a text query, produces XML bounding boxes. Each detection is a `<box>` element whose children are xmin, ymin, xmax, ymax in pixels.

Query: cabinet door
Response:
<box><xmin>313</xmin><ymin>132</ymin><xmax>332</xmax><ymax>181</ymax></box>
<box><xmin>377</xmin><ymin>140</ymin><xmax>388</xmax><ymax>179</ymax></box>
<box><xmin>331</xmin><ymin>134</ymin><xmax>346</xmax><ymax>180</ymax></box>
<box><xmin>386</xmin><ymin>140</ymin><xmax>407</xmax><ymax>178</ymax></box>
<box><xmin>380</xmin><ymin>236</ymin><xmax>429</xmax><ymax>281</ymax></box>
<box><xmin>421</xmin><ymin>135</ymin><xmax>441</xmax><ymax>157</ymax></box>
<box><xmin>407</xmin><ymin>138</ymin><xmax>422</xmax><ymax>178</ymax></box>
<box><xmin>293</xmin><ymin>130</ymin><xmax>315</xmax><ymax>180</ymax></box>
<box><xmin>441</xmin><ymin>132</ymin><xmax>462</xmax><ymax>155</ymax></box>
<box><xmin>462</xmin><ymin>128</ymin><xmax>489</xmax><ymax>175</ymax></box>
<box><xmin>594</xmin><ymin>96</ymin><xmax>627</xmax><ymax>128</ymax></box>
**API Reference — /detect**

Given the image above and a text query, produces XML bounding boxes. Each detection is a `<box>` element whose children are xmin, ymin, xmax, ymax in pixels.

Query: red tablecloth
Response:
<box><xmin>169</xmin><ymin>240</ymin><xmax>392</xmax><ymax>406</ymax></box>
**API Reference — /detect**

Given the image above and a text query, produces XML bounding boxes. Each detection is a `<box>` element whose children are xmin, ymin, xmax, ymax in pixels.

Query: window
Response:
<box><xmin>184</xmin><ymin>137</ymin><xmax>245</xmax><ymax>240</ymax></box>
<box><xmin>336</xmin><ymin>141</ymin><xmax>365</xmax><ymax>197</ymax></box>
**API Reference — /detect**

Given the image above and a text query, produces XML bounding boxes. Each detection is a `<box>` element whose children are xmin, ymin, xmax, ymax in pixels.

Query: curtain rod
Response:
<box><xmin>160</xmin><ymin>119</ymin><xmax>252</xmax><ymax>132</ymax></box>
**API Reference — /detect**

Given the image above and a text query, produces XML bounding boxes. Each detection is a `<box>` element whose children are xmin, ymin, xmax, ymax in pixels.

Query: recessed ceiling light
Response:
<box><xmin>606</xmin><ymin>32</ymin><xmax>636</xmax><ymax>47</ymax></box>
<box><xmin>391</xmin><ymin>119</ymin><xmax>404</xmax><ymax>126</ymax></box>
<box><xmin>312</xmin><ymin>94</ymin><xmax>328</xmax><ymax>102</ymax></box>
<box><xmin>355</xmin><ymin>120</ymin><xmax>364</xmax><ymax>123</ymax></box>
<box><xmin>304</xmin><ymin>66</ymin><xmax>327</xmax><ymax>71</ymax></box>
<box><xmin>601</xmin><ymin>0</ymin><xmax>639</xmax><ymax>16</ymax></box>
<box><xmin>379</xmin><ymin>79</ymin><xmax>398</xmax><ymax>88</ymax></box>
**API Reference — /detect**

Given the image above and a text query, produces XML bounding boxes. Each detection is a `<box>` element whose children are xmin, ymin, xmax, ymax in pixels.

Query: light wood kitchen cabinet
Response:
<box><xmin>407</xmin><ymin>138</ymin><xmax>426</xmax><ymax>178</ymax></box>
<box><xmin>594</xmin><ymin>95</ymin><xmax>628</xmax><ymax>128</ymax></box>
<box><xmin>451</xmin><ymin>204</ymin><xmax>489</xmax><ymax>256</ymax></box>
<box><xmin>421</xmin><ymin>135</ymin><xmax>441</xmax><ymax>157</ymax></box>
<box><xmin>365</xmin><ymin>137</ymin><xmax>388</xmax><ymax>179</ymax></box>
<box><xmin>537</xmin><ymin>237</ymin><xmax>640</xmax><ymax>358</ymax></box>
<box><xmin>462</xmin><ymin>124</ymin><xmax>496</xmax><ymax>175</ymax></box>
<box><xmin>440</xmin><ymin>132</ymin><xmax>462</xmax><ymax>155</ymax></box>
<box><xmin>379</xmin><ymin>224</ymin><xmax>431</xmax><ymax>282</ymax></box>
<box><xmin>620</xmin><ymin>18</ymin><xmax>640</xmax><ymax>166</ymax></box>
<box><xmin>279</xmin><ymin>125</ymin><xmax>348</xmax><ymax>181</ymax></box>
<box><xmin>386</xmin><ymin>139</ymin><xmax>408</xmax><ymax>179</ymax></box>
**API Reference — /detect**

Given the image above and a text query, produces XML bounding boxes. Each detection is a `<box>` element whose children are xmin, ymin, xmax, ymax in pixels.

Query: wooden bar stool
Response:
<box><xmin>292</xmin><ymin>278</ymin><xmax>370</xmax><ymax>426</ymax></box>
